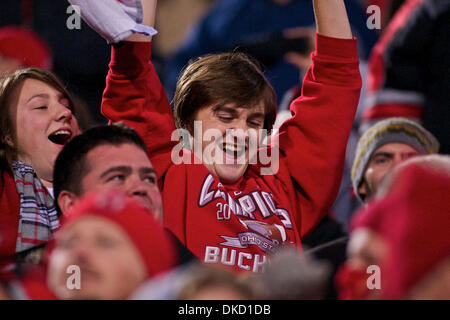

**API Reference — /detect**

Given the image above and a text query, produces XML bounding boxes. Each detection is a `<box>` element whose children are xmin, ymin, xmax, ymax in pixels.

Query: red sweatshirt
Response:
<box><xmin>102</xmin><ymin>34</ymin><xmax>361</xmax><ymax>273</ymax></box>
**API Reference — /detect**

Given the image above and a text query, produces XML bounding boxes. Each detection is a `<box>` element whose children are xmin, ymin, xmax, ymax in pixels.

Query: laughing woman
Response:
<box><xmin>0</xmin><ymin>68</ymin><xmax>80</xmax><ymax>267</ymax></box>
<box><xmin>0</xmin><ymin>0</ymin><xmax>156</xmax><ymax>271</ymax></box>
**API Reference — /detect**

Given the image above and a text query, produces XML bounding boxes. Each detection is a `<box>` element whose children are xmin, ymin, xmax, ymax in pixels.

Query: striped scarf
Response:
<box><xmin>12</xmin><ymin>161</ymin><xmax>60</xmax><ymax>253</ymax></box>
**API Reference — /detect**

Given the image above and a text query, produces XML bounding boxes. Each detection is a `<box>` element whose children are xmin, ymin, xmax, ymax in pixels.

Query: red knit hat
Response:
<box><xmin>351</xmin><ymin>160</ymin><xmax>450</xmax><ymax>299</ymax></box>
<box><xmin>0</xmin><ymin>26</ymin><xmax>52</xmax><ymax>69</ymax></box>
<box><xmin>59</xmin><ymin>189</ymin><xmax>178</xmax><ymax>279</ymax></box>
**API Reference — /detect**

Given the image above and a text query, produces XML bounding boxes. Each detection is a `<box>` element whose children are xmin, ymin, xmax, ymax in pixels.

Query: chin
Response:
<box><xmin>215</xmin><ymin>163</ymin><xmax>247</xmax><ymax>184</ymax></box>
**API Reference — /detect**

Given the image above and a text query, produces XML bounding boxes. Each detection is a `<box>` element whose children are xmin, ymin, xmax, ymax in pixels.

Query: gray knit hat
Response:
<box><xmin>351</xmin><ymin>117</ymin><xmax>439</xmax><ymax>202</ymax></box>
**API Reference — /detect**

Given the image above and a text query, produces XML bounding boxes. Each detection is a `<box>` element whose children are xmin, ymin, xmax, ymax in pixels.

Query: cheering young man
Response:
<box><xmin>75</xmin><ymin>0</ymin><xmax>362</xmax><ymax>272</ymax></box>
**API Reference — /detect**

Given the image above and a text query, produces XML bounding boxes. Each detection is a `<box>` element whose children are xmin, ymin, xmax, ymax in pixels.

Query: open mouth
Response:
<box><xmin>222</xmin><ymin>144</ymin><xmax>246</xmax><ymax>158</ymax></box>
<box><xmin>48</xmin><ymin>129</ymin><xmax>72</xmax><ymax>146</ymax></box>
<box><xmin>220</xmin><ymin>143</ymin><xmax>248</xmax><ymax>165</ymax></box>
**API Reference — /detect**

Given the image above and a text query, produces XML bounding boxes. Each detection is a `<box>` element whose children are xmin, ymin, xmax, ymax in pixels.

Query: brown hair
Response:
<box><xmin>177</xmin><ymin>263</ymin><xmax>254</xmax><ymax>300</ymax></box>
<box><xmin>0</xmin><ymin>67</ymin><xmax>75</xmax><ymax>176</ymax></box>
<box><xmin>173</xmin><ymin>52</ymin><xmax>277</xmax><ymax>132</ymax></box>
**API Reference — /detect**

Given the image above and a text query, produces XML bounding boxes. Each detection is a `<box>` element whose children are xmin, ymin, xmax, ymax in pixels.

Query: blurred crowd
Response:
<box><xmin>0</xmin><ymin>0</ymin><xmax>449</xmax><ymax>300</ymax></box>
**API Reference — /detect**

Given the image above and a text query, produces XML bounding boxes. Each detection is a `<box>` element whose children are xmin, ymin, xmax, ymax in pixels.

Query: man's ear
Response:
<box><xmin>57</xmin><ymin>191</ymin><xmax>78</xmax><ymax>214</ymax></box>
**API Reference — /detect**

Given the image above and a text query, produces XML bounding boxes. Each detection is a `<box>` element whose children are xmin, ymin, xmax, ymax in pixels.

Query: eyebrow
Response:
<box><xmin>27</xmin><ymin>93</ymin><xmax>49</xmax><ymax>103</ymax></box>
<box><xmin>100</xmin><ymin>166</ymin><xmax>132</xmax><ymax>179</ymax></box>
<box><xmin>372</xmin><ymin>152</ymin><xmax>394</xmax><ymax>159</ymax></box>
<box><xmin>27</xmin><ymin>92</ymin><xmax>68</xmax><ymax>104</ymax></box>
<box><xmin>100</xmin><ymin>166</ymin><xmax>157</xmax><ymax>179</ymax></box>
<box><xmin>213</xmin><ymin>105</ymin><xmax>238</xmax><ymax>116</ymax></box>
<box><xmin>139</xmin><ymin>167</ymin><xmax>157</xmax><ymax>176</ymax></box>
<box><xmin>247</xmin><ymin>112</ymin><xmax>265</xmax><ymax>120</ymax></box>
<box><xmin>214</xmin><ymin>105</ymin><xmax>265</xmax><ymax>119</ymax></box>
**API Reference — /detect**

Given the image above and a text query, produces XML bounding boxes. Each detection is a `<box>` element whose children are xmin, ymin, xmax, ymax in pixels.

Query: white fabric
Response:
<box><xmin>118</xmin><ymin>0</ymin><xmax>144</xmax><ymax>23</ymax></box>
<box><xmin>68</xmin><ymin>0</ymin><xmax>157</xmax><ymax>43</ymax></box>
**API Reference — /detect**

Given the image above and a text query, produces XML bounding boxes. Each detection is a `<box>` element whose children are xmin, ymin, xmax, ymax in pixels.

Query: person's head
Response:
<box><xmin>174</xmin><ymin>52</ymin><xmax>277</xmax><ymax>184</ymax></box>
<box><xmin>376</xmin><ymin>154</ymin><xmax>450</xmax><ymax>199</ymax></box>
<box><xmin>54</xmin><ymin>124</ymin><xmax>162</xmax><ymax>219</ymax></box>
<box><xmin>351</xmin><ymin>118</ymin><xmax>439</xmax><ymax>202</ymax></box>
<box><xmin>178</xmin><ymin>263</ymin><xmax>254</xmax><ymax>300</ymax></box>
<box><xmin>335</xmin><ymin>199</ymin><xmax>389</xmax><ymax>300</ymax></box>
<box><xmin>0</xmin><ymin>68</ymin><xmax>79</xmax><ymax>185</ymax></box>
<box><xmin>46</xmin><ymin>189</ymin><xmax>177</xmax><ymax>300</ymax></box>
<box><xmin>336</xmin><ymin>225</ymin><xmax>387</xmax><ymax>300</ymax></box>
<box><xmin>340</xmin><ymin>155</ymin><xmax>450</xmax><ymax>300</ymax></box>
<box><xmin>351</xmin><ymin>155</ymin><xmax>450</xmax><ymax>299</ymax></box>
<box><xmin>254</xmin><ymin>247</ymin><xmax>331</xmax><ymax>300</ymax></box>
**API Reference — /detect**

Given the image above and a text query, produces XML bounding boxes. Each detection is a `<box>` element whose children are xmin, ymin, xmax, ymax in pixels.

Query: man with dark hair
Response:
<box><xmin>53</xmin><ymin>123</ymin><xmax>161</xmax><ymax>219</ymax></box>
<box><xmin>53</xmin><ymin>123</ymin><xmax>196</xmax><ymax>266</ymax></box>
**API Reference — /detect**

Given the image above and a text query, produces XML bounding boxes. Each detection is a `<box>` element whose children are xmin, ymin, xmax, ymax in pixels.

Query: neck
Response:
<box><xmin>41</xmin><ymin>178</ymin><xmax>53</xmax><ymax>189</ymax></box>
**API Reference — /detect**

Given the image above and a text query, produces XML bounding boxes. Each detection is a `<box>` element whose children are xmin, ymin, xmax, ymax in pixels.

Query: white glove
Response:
<box><xmin>67</xmin><ymin>0</ymin><xmax>157</xmax><ymax>43</ymax></box>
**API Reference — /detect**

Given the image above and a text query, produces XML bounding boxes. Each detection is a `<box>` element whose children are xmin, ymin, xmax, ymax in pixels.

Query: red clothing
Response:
<box><xmin>364</xmin><ymin>0</ymin><xmax>425</xmax><ymax>122</ymax></box>
<box><xmin>0</xmin><ymin>172</ymin><xmax>20</xmax><ymax>260</ymax></box>
<box><xmin>350</xmin><ymin>163</ymin><xmax>450</xmax><ymax>299</ymax></box>
<box><xmin>102</xmin><ymin>34</ymin><xmax>361</xmax><ymax>272</ymax></box>
<box><xmin>8</xmin><ymin>266</ymin><xmax>57</xmax><ymax>300</ymax></box>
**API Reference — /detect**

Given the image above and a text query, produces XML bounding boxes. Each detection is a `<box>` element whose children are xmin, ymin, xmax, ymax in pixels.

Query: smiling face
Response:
<box><xmin>76</xmin><ymin>143</ymin><xmax>163</xmax><ymax>219</ymax></box>
<box><xmin>359</xmin><ymin>143</ymin><xmax>419</xmax><ymax>201</ymax></box>
<box><xmin>193</xmin><ymin>102</ymin><xmax>265</xmax><ymax>184</ymax></box>
<box><xmin>47</xmin><ymin>215</ymin><xmax>147</xmax><ymax>300</ymax></box>
<box><xmin>9</xmin><ymin>78</ymin><xmax>79</xmax><ymax>186</ymax></box>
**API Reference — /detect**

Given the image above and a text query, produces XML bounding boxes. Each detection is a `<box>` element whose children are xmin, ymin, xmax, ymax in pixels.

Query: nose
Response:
<box><xmin>235</xmin><ymin>118</ymin><xmax>250</xmax><ymax>132</ymax></box>
<box><xmin>54</xmin><ymin>103</ymin><xmax>73</xmax><ymax>122</ymax></box>
<box><xmin>392</xmin><ymin>154</ymin><xmax>404</xmax><ymax>167</ymax></box>
<box><xmin>228</xmin><ymin>120</ymin><xmax>250</xmax><ymax>144</ymax></box>
<box><xmin>71</xmin><ymin>242</ymin><xmax>92</xmax><ymax>264</ymax></box>
<box><xmin>126</xmin><ymin>175</ymin><xmax>150</xmax><ymax>200</ymax></box>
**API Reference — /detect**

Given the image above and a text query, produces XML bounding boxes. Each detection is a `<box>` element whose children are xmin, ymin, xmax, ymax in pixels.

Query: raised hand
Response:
<box><xmin>67</xmin><ymin>0</ymin><xmax>157</xmax><ymax>43</ymax></box>
<box><xmin>125</xmin><ymin>0</ymin><xmax>158</xmax><ymax>42</ymax></box>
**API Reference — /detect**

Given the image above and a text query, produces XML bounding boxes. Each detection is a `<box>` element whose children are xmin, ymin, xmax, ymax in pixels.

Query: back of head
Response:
<box><xmin>253</xmin><ymin>247</ymin><xmax>331</xmax><ymax>300</ymax></box>
<box><xmin>177</xmin><ymin>262</ymin><xmax>254</xmax><ymax>300</ymax></box>
<box><xmin>53</xmin><ymin>123</ymin><xmax>147</xmax><ymax>212</ymax></box>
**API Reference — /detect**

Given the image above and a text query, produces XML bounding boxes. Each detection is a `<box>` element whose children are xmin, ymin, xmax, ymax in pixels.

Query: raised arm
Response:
<box><xmin>277</xmin><ymin>0</ymin><xmax>361</xmax><ymax>237</ymax></box>
<box><xmin>100</xmin><ymin>0</ymin><xmax>177</xmax><ymax>180</ymax></box>
<box><xmin>313</xmin><ymin>0</ymin><xmax>353</xmax><ymax>39</ymax></box>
